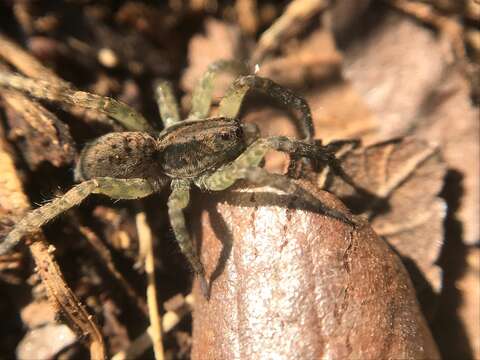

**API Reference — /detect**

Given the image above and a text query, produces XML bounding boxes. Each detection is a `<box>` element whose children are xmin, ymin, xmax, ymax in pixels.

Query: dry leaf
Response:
<box><xmin>258</xmin><ymin>28</ymin><xmax>379</xmax><ymax>145</ymax></box>
<box><xmin>343</xmin><ymin>11</ymin><xmax>479</xmax><ymax>244</ymax></box>
<box><xmin>323</xmin><ymin>138</ymin><xmax>447</xmax><ymax>297</ymax></box>
<box><xmin>2</xmin><ymin>89</ymin><xmax>76</xmax><ymax>169</ymax></box>
<box><xmin>181</xmin><ymin>18</ymin><xmax>243</xmax><ymax>96</ymax></box>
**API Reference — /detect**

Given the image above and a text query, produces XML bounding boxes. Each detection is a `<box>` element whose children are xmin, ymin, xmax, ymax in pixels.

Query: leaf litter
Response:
<box><xmin>0</xmin><ymin>1</ymin><xmax>478</xmax><ymax>359</ymax></box>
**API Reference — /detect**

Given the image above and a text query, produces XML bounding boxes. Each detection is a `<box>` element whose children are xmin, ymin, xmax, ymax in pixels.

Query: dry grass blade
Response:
<box><xmin>112</xmin><ymin>294</ymin><xmax>194</xmax><ymax>360</ymax></box>
<box><xmin>0</xmin><ymin>131</ymin><xmax>105</xmax><ymax>359</ymax></box>
<box><xmin>252</xmin><ymin>0</ymin><xmax>329</xmax><ymax>63</ymax></box>
<box><xmin>136</xmin><ymin>212</ymin><xmax>164</xmax><ymax>360</ymax></box>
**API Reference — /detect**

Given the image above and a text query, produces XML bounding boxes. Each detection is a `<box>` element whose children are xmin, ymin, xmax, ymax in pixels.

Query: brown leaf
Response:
<box><xmin>343</xmin><ymin>11</ymin><xmax>479</xmax><ymax>244</ymax></box>
<box><xmin>181</xmin><ymin>18</ymin><xmax>243</xmax><ymax>96</ymax></box>
<box><xmin>190</xmin><ymin>186</ymin><xmax>440</xmax><ymax>359</ymax></box>
<box><xmin>323</xmin><ymin>138</ymin><xmax>447</xmax><ymax>296</ymax></box>
<box><xmin>258</xmin><ymin>28</ymin><xmax>379</xmax><ymax>145</ymax></box>
<box><xmin>258</xmin><ymin>28</ymin><xmax>343</xmax><ymax>88</ymax></box>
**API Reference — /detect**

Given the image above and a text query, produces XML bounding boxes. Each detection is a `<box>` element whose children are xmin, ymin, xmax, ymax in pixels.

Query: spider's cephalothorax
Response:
<box><xmin>0</xmin><ymin>60</ymin><xmax>357</xmax><ymax>296</ymax></box>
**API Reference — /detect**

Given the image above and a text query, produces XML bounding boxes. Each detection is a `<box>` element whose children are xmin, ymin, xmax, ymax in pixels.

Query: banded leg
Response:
<box><xmin>168</xmin><ymin>180</ymin><xmax>208</xmax><ymax>295</ymax></box>
<box><xmin>0</xmin><ymin>178</ymin><xmax>155</xmax><ymax>255</ymax></box>
<box><xmin>0</xmin><ymin>71</ymin><xmax>155</xmax><ymax>133</ymax></box>
<box><xmin>196</xmin><ymin>137</ymin><xmax>356</xmax><ymax>226</ymax></box>
<box><xmin>188</xmin><ymin>60</ymin><xmax>249</xmax><ymax>120</ymax></box>
<box><xmin>249</xmin><ymin>136</ymin><xmax>361</xmax><ymax>191</ymax></box>
<box><xmin>154</xmin><ymin>80</ymin><xmax>180</xmax><ymax>129</ymax></box>
<box><xmin>219</xmin><ymin>75</ymin><xmax>314</xmax><ymax>141</ymax></box>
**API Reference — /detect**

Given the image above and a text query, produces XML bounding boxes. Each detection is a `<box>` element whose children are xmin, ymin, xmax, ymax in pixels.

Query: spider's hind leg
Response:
<box><xmin>0</xmin><ymin>178</ymin><xmax>155</xmax><ymax>255</ymax></box>
<box><xmin>188</xmin><ymin>60</ymin><xmax>249</xmax><ymax>120</ymax></box>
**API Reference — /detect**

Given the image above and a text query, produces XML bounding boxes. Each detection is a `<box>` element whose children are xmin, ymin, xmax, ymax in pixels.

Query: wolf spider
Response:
<box><xmin>0</xmin><ymin>60</ymin><xmax>357</xmax><ymax>295</ymax></box>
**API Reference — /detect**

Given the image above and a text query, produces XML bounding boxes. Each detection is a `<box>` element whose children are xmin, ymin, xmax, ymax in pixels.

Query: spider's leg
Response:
<box><xmin>262</xmin><ymin>136</ymin><xmax>366</xmax><ymax>194</ymax></box>
<box><xmin>168</xmin><ymin>180</ymin><xmax>208</xmax><ymax>296</ymax></box>
<box><xmin>323</xmin><ymin>139</ymin><xmax>361</xmax><ymax>153</ymax></box>
<box><xmin>219</xmin><ymin>75</ymin><xmax>314</xmax><ymax>141</ymax></box>
<box><xmin>0</xmin><ymin>71</ymin><xmax>155</xmax><ymax>133</ymax></box>
<box><xmin>196</xmin><ymin>138</ymin><xmax>356</xmax><ymax>226</ymax></box>
<box><xmin>0</xmin><ymin>178</ymin><xmax>155</xmax><ymax>255</ymax></box>
<box><xmin>154</xmin><ymin>80</ymin><xmax>180</xmax><ymax>129</ymax></box>
<box><xmin>188</xmin><ymin>60</ymin><xmax>249</xmax><ymax>120</ymax></box>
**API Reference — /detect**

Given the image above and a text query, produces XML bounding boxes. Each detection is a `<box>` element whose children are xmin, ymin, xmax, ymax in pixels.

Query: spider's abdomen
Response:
<box><xmin>157</xmin><ymin>117</ymin><xmax>246</xmax><ymax>178</ymax></box>
<box><xmin>75</xmin><ymin>132</ymin><xmax>163</xmax><ymax>181</ymax></box>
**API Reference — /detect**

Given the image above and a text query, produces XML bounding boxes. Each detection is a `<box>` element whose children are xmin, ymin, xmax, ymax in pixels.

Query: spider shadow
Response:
<box><xmin>203</xmin><ymin>205</ymin><xmax>234</xmax><ymax>298</ymax></box>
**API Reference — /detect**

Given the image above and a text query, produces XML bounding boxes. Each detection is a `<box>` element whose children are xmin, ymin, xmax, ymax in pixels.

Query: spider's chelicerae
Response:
<box><xmin>0</xmin><ymin>60</ymin><xmax>357</xmax><ymax>295</ymax></box>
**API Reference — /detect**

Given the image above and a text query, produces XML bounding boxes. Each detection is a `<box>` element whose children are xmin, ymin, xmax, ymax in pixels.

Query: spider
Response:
<box><xmin>0</xmin><ymin>60</ymin><xmax>357</xmax><ymax>295</ymax></box>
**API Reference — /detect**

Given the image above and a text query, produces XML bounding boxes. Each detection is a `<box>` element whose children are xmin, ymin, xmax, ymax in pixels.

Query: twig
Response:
<box><xmin>77</xmin><ymin>223</ymin><xmax>149</xmax><ymax>316</ymax></box>
<box><xmin>235</xmin><ymin>0</ymin><xmax>259</xmax><ymax>35</ymax></box>
<box><xmin>111</xmin><ymin>294</ymin><xmax>194</xmax><ymax>360</ymax></box>
<box><xmin>136</xmin><ymin>212</ymin><xmax>164</xmax><ymax>360</ymax></box>
<box><xmin>252</xmin><ymin>0</ymin><xmax>329</xmax><ymax>64</ymax></box>
<box><xmin>0</xmin><ymin>129</ymin><xmax>105</xmax><ymax>360</ymax></box>
<box><xmin>30</xmin><ymin>240</ymin><xmax>106</xmax><ymax>360</ymax></box>
<box><xmin>0</xmin><ymin>33</ymin><xmax>68</xmax><ymax>85</ymax></box>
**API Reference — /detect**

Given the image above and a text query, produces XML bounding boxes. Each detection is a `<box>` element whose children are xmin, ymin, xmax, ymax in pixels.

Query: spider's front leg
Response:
<box><xmin>168</xmin><ymin>180</ymin><xmax>209</xmax><ymax>296</ymax></box>
<box><xmin>154</xmin><ymin>80</ymin><xmax>181</xmax><ymax>129</ymax></box>
<box><xmin>0</xmin><ymin>71</ymin><xmax>155</xmax><ymax>133</ymax></box>
<box><xmin>0</xmin><ymin>178</ymin><xmax>155</xmax><ymax>255</ymax></box>
<box><xmin>188</xmin><ymin>60</ymin><xmax>249</xmax><ymax>120</ymax></box>
<box><xmin>196</xmin><ymin>137</ymin><xmax>357</xmax><ymax>226</ymax></box>
<box><xmin>219</xmin><ymin>75</ymin><xmax>314</xmax><ymax>141</ymax></box>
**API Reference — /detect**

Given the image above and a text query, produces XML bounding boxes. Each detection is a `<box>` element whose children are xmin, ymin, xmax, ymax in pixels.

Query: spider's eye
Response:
<box><xmin>220</xmin><ymin>133</ymin><xmax>231</xmax><ymax>140</ymax></box>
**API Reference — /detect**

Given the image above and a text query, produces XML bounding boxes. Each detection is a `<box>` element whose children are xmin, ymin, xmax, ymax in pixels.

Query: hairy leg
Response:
<box><xmin>0</xmin><ymin>178</ymin><xmax>155</xmax><ymax>255</ymax></box>
<box><xmin>0</xmin><ymin>71</ymin><xmax>155</xmax><ymax>133</ymax></box>
<box><xmin>168</xmin><ymin>180</ymin><xmax>208</xmax><ymax>296</ymax></box>
<box><xmin>154</xmin><ymin>79</ymin><xmax>180</xmax><ymax>129</ymax></box>
<box><xmin>246</xmin><ymin>136</ymin><xmax>362</xmax><ymax>191</ymax></box>
<box><xmin>218</xmin><ymin>75</ymin><xmax>314</xmax><ymax>141</ymax></box>
<box><xmin>188</xmin><ymin>60</ymin><xmax>249</xmax><ymax>120</ymax></box>
<box><xmin>196</xmin><ymin>137</ymin><xmax>357</xmax><ymax>226</ymax></box>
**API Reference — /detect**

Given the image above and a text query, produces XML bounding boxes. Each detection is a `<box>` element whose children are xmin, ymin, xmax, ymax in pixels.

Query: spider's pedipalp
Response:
<box><xmin>188</xmin><ymin>60</ymin><xmax>249</xmax><ymax>120</ymax></box>
<box><xmin>218</xmin><ymin>75</ymin><xmax>314</xmax><ymax>141</ymax></box>
<box><xmin>0</xmin><ymin>178</ymin><xmax>155</xmax><ymax>255</ymax></box>
<box><xmin>154</xmin><ymin>79</ymin><xmax>180</xmax><ymax>129</ymax></box>
<box><xmin>0</xmin><ymin>71</ymin><xmax>155</xmax><ymax>133</ymax></box>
